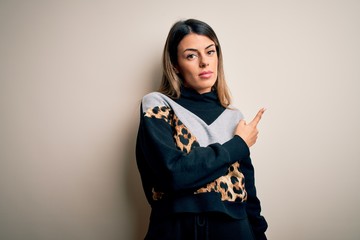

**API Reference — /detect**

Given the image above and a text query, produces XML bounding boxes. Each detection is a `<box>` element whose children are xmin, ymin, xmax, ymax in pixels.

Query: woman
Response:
<box><xmin>136</xmin><ymin>19</ymin><xmax>268</xmax><ymax>240</ymax></box>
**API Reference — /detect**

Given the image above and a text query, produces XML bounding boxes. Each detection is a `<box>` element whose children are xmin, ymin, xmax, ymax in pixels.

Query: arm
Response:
<box><xmin>236</xmin><ymin>108</ymin><xmax>268</xmax><ymax>239</ymax></box>
<box><xmin>241</xmin><ymin>157</ymin><xmax>268</xmax><ymax>240</ymax></box>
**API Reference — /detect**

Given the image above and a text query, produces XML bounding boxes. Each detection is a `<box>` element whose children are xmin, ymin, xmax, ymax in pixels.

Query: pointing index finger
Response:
<box><xmin>249</xmin><ymin>108</ymin><xmax>266</xmax><ymax>126</ymax></box>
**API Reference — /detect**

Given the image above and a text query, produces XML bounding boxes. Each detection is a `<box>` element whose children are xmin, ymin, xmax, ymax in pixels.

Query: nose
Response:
<box><xmin>199</xmin><ymin>57</ymin><xmax>209</xmax><ymax>68</ymax></box>
<box><xmin>200</xmin><ymin>62</ymin><xmax>209</xmax><ymax>68</ymax></box>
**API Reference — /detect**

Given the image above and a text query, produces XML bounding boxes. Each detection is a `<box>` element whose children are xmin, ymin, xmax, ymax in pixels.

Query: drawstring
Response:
<box><xmin>194</xmin><ymin>215</ymin><xmax>197</xmax><ymax>240</ymax></box>
<box><xmin>205</xmin><ymin>217</ymin><xmax>209</xmax><ymax>240</ymax></box>
<box><xmin>194</xmin><ymin>216</ymin><xmax>197</xmax><ymax>240</ymax></box>
<box><xmin>197</xmin><ymin>215</ymin><xmax>206</xmax><ymax>226</ymax></box>
<box><xmin>194</xmin><ymin>215</ymin><xmax>209</xmax><ymax>240</ymax></box>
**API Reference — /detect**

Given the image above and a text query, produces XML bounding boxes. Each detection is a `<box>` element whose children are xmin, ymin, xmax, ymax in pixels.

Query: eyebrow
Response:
<box><xmin>183</xmin><ymin>44</ymin><xmax>215</xmax><ymax>53</ymax></box>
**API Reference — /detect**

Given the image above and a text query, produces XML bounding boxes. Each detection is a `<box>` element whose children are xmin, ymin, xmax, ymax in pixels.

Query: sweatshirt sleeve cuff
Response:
<box><xmin>222</xmin><ymin>135</ymin><xmax>250</xmax><ymax>163</ymax></box>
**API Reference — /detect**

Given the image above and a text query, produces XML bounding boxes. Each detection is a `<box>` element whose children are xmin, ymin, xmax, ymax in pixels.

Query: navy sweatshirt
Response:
<box><xmin>136</xmin><ymin>87</ymin><xmax>268</xmax><ymax>239</ymax></box>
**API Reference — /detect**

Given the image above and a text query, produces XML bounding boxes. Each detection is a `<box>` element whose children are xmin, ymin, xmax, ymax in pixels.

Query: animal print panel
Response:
<box><xmin>144</xmin><ymin>106</ymin><xmax>200</xmax><ymax>153</ymax></box>
<box><xmin>195</xmin><ymin>162</ymin><xmax>247</xmax><ymax>202</ymax></box>
<box><xmin>144</xmin><ymin>106</ymin><xmax>173</xmax><ymax>124</ymax></box>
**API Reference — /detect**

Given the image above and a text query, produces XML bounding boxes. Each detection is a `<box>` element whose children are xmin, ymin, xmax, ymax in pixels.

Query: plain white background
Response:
<box><xmin>1</xmin><ymin>0</ymin><xmax>359</xmax><ymax>239</ymax></box>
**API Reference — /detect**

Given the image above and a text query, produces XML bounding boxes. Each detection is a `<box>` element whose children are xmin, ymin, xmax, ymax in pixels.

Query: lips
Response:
<box><xmin>199</xmin><ymin>71</ymin><xmax>213</xmax><ymax>79</ymax></box>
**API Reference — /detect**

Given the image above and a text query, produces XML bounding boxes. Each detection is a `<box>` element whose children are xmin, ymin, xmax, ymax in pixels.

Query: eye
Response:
<box><xmin>186</xmin><ymin>54</ymin><xmax>198</xmax><ymax>60</ymax></box>
<box><xmin>207</xmin><ymin>49</ymin><xmax>216</xmax><ymax>56</ymax></box>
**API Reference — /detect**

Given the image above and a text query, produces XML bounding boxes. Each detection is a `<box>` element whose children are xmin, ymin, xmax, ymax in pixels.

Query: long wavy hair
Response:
<box><xmin>159</xmin><ymin>19</ymin><xmax>231</xmax><ymax>108</ymax></box>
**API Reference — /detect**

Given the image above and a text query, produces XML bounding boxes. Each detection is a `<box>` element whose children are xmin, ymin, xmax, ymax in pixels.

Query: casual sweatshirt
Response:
<box><xmin>136</xmin><ymin>87</ymin><xmax>268</xmax><ymax>239</ymax></box>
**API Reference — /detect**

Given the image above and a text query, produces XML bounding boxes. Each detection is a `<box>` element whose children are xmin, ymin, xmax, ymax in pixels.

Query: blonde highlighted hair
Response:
<box><xmin>159</xmin><ymin>19</ymin><xmax>231</xmax><ymax>108</ymax></box>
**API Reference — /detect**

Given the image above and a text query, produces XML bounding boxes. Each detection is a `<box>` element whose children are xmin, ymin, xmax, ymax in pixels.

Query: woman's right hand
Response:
<box><xmin>234</xmin><ymin>108</ymin><xmax>266</xmax><ymax>147</ymax></box>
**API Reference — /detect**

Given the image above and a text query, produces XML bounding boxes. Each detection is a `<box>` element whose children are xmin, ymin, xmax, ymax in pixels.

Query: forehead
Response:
<box><xmin>177</xmin><ymin>33</ymin><xmax>215</xmax><ymax>50</ymax></box>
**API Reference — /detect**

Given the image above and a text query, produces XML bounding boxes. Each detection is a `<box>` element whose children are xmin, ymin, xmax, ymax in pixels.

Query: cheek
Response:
<box><xmin>179</xmin><ymin>63</ymin><xmax>197</xmax><ymax>76</ymax></box>
<box><xmin>213</xmin><ymin>58</ymin><xmax>218</xmax><ymax>67</ymax></box>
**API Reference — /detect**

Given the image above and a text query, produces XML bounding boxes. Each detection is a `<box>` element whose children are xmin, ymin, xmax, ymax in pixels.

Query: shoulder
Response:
<box><xmin>226</xmin><ymin>105</ymin><xmax>245</xmax><ymax>120</ymax></box>
<box><xmin>141</xmin><ymin>92</ymin><xmax>173</xmax><ymax>112</ymax></box>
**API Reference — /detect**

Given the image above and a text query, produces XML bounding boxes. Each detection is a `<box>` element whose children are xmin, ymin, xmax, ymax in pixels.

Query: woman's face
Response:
<box><xmin>176</xmin><ymin>33</ymin><xmax>218</xmax><ymax>94</ymax></box>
